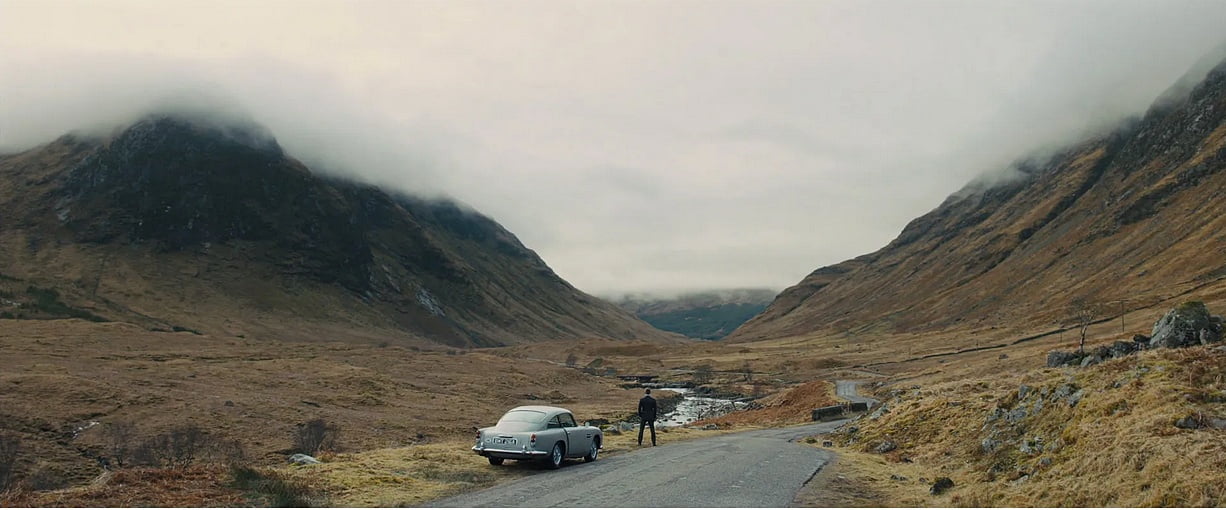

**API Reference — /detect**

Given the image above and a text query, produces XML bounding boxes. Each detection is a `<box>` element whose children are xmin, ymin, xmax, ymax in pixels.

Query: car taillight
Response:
<box><xmin>530</xmin><ymin>433</ymin><xmax>536</xmax><ymax>445</ymax></box>
<box><xmin>475</xmin><ymin>430</ymin><xmax>481</xmax><ymax>441</ymax></box>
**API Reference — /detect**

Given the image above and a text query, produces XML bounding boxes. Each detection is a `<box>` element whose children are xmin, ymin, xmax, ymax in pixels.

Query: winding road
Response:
<box><xmin>429</xmin><ymin>381</ymin><xmax>874</xmax><ymax>508</ymax></box>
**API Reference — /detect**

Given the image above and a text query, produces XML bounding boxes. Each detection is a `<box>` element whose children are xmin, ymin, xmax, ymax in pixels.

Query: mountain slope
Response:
<box><xmin>0</xmin><ymin>115</ymin><xmax>672</xmax><ymax>346</ymax></box>
<box><xmin>730</xmin><ymin>56</ymin><xmax>1226</xmax><ymax>342</ymax></box>
<box><xmin>612</xmin><ymin>289</ymin><xmax>776</xmax><ymax>340</ymax></box>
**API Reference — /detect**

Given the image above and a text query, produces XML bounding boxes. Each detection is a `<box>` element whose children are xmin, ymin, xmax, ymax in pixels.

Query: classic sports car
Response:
<box><xmin>473</xmin><ymin>405</ymin><xmax>603</xmax><ymax>469</ymax></box>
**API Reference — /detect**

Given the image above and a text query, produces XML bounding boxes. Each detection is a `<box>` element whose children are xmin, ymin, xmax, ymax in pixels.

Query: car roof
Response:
<box><xmin>506</xmin><ymin>405</ymin><xmax>572</xmax><ymax>416</ymax></box>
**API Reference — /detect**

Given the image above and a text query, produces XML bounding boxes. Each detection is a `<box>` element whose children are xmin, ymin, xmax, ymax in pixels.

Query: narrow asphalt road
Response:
<box><xmin>429</xmin><ymin>381</ymin><xmax>872</xmax><ymax>508</ymax></box>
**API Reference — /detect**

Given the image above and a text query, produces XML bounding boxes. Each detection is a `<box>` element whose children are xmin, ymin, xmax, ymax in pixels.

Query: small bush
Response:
<box><xmin>229</xmin><ymin>465</ymin><xmax>321</xmax><ymax>507</ymax></box>
<box><xmin>293</xmin><ymin>419</ymin><xmax>340</xmax><ymax>455</ymax></box>
<box><xmin>133</xmin><ymin>425</ymin><xmax>211</xmax><ymax>469</ymax></box>
<box><xmin>21</xmin><ymin>464</ymin><xmax>66</xmax><ymax>491</ymax></box>
<box><xmin>104</xmin><ymin>422</ymin><xmax>137</xmax><ymax>468</ymax></box>
<box><xmin>0</xmin><ymin>434</ymin><xmax>20</xmax><ymax>492</ymax></box>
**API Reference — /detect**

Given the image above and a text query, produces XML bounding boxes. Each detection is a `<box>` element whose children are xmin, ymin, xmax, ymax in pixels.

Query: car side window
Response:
<box><xmin>560</xmin><ymin>414</ymin><xmax>577</xmax><ymax>428</ymax></box>
<box><xmin>547</xmin><ymin>416</ymin><xmax>562</xmax><ymax>429</ymax></box>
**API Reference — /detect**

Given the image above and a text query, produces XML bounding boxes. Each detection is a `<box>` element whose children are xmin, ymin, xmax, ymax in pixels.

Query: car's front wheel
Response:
<box><xmin>584</xmin><ymin>440</ymin><xmax>599</xmax><ymax>462</ymax></box>
<box><xmin>488</xmin><ymin>457</ymin><xmax>504</xmax><ymax>466</ymax></box>
<box><xmin>546</xmin><ymin>442</ymin><xmax>564</xmax><ymax>469</ymax></box>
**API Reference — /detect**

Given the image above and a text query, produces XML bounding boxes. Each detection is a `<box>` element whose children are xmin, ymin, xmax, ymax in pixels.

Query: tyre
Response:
<box><xmin>488</xmin><ymin>457</ymin><xmax>504</xmax><ymax>466</ymax></box>
<box><xmin>546</xmin><ymin>442</ymin><xmax>564</xmax><ymax>469</ymax></box>
<box><xmin>583</xmin><ymin>440</ymin><xmax>600</xmax><ymax>462</ymax></box>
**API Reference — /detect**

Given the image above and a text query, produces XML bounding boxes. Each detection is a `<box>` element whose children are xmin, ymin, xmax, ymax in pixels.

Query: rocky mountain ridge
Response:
<box><xmin>730</xmin><ymin>55</ymin><xmax>1226</xmax><ymax>342</ymax></box>
<box><xmin>0</xmin><ymin>115</ymin><xmax>672</xmax><ymax>346</ymax></box>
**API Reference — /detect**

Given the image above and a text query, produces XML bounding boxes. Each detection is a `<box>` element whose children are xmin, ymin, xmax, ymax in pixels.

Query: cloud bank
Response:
<box><xmin>3</xmin><ymin>0</ymin><xmax>1225</xmax><ymax>295</ymax></box>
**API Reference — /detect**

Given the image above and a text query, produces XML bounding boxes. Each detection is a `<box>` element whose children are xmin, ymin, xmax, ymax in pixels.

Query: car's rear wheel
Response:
<box><xmin>584</xmin><ymin>440</ymin><xmax>599</xmax><ymax>462</ymax></box>
<box><xmin>546</xmin><ymin>442</ymin><xmax>564</xmax><ymax>469</ymax></box>
<box><xmin>488</xmin><ymin>457</ymin><xmax>504</xmax><ymax>466</ymax></box>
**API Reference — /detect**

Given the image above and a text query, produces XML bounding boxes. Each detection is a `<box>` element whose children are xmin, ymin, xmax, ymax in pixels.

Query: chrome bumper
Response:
<box><xmin>472</xmin><ymin>445</ymin><xmax>550</xmax><ymax>459</ymax></box>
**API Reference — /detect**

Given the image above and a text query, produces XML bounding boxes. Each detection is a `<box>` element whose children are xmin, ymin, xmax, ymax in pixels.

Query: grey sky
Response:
<box><xmin>3</xmin><ymin>0</ymin><xmax>1225</xmax><ymax>295</ymax></box>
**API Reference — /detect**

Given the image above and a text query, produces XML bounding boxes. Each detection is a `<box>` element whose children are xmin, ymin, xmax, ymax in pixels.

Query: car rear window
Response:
<box><xmin>496</xmin><ymin>410</ymin><xmax>545</xmax><ymax>431</ymax></box>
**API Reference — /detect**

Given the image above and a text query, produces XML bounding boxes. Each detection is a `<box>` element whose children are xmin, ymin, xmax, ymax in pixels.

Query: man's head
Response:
<box><xmin>645</xmin><ymin>389</ymin><xmax>651</xmax><ymax>395</ymax></box>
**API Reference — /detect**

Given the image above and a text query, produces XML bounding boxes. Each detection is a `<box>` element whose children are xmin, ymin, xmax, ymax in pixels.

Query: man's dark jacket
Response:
<box><xmin>638</xmin><ymin>395</ymin><xmax>658</xmax><ymax>421</ymax></box>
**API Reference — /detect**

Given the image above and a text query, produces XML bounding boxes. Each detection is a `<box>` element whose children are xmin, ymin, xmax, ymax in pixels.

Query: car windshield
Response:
<box><xmin>495</xmin><ymin>410</ymin><xmax>546</xmax><ymax>432</ymax></box>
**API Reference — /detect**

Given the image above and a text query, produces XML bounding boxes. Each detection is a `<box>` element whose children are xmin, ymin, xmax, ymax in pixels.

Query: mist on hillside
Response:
<box><xmin>3</xmin><ymin>1</ymin><xmax>1226</xmax><ymax>295</ymax></box>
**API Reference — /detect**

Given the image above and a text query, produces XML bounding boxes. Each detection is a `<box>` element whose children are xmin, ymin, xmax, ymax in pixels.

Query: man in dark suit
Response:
<box><xmin>638</xmin><ymin>388</ymin><xmax>657</xmax><ymax>446</ymax></box>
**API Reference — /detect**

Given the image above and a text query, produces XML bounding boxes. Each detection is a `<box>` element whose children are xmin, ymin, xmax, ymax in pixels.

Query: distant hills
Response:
<box><xmin>0</xmin><ymin>115</ymin><xmax>673</xmax><ymax>346</ymax></box>
<box><xmin>730</xmin><ymin>55</ymin><xmax>1226</xmax><ymax>342</ymax></box>
<box><xmin>612</xmin><ymin>289</ymin><xmax>776</xmax><ymax>339</ymax></box>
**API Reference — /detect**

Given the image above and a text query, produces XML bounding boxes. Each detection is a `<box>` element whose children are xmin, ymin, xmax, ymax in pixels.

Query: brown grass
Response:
<box><xmin>825</xmin><ymin>346</ymin><xmax>1226</xmax><ymax>507</ymax></box>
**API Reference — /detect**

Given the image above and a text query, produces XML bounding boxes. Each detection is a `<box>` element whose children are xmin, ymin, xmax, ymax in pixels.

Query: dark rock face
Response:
<box><xmin>58</xmin><ymin>116</ymin><xmax>373</xmax><ymax>290</ymax></box>
<box><xmin>0</xmin><ymin>114</ymin><xmax>669</xmax><ymax>346</ymax></box>
<box><xmin>1149</xmin><ymin>302</ymin><xmax>1224</xmax><ymax>349</ymax></box>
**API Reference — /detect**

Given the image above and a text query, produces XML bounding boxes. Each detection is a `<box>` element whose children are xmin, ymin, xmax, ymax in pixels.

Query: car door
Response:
<box><xmin>558</xmin><ymin>413</ymin><xmax>589</xmax><ymax>455</ymax></box>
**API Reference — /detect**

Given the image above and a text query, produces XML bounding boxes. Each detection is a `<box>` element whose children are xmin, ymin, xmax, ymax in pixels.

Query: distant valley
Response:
<box><xmin>610</xmin><ymin>288</ymin><xmax>776</xmax><ymax>340</ymax></box>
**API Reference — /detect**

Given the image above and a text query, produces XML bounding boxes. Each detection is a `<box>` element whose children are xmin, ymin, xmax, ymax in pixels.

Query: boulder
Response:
<box><xmin>1019</xmin><ymin>437</ymin><xmax>1044</xmax><ymax>455</ymax></box>
<box><xmin>930</xmin><ymin>477</ymin><xmax>955</xmax><ymax>495</ymax></box>
<box><xmin>1175</xmin><ymin>416</ymin><xmax>1201</xmax><ymax>429</ymax></box>
<box><xmin>1080</xmin><ymin>355</ymin><xmax>1103</xmax><ymax>368</ymax></box>
<box><xmin>1133</xmin><ymin>334</ymin><xmax>1150</xmax><ymax>345</ymax></box>
<box><xmin>1150</xmin><ymin>302</ymin><xmax>1223</xmax><ymax>349</ymax></box>
<box><xmin>1110</xmin><ymin>341</ymin><xmax>1137</xmax><ymax>358</ymax></box>
<box><xmin>1067</xmin><ymin>389</ymin><xmax>1085</xmax><ymax>408</ymax></box>
<box><xmin>875</xmin><ymin>440</ymin><xmax>898</xmax><ymax>454</ymax></box>
<box><xmin>1046</xmin><ymin>350</ymin><xmax>1085</xmax><ymax>368</ymax></box>
<box><xmin>980</xmin><ymin>438</ymin><xmax>1001</xmax><ymax>453</ymax></box>
<box><xmin>288</xmin><ymin>454</ymin><xmax>320</xmax><ymax>465</ymax></box>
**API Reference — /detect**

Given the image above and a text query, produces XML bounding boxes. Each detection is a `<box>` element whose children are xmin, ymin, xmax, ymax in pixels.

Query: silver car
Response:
<box><xmin>473</xmin><ymin>405</ymin><xmax>603</xmax><ymax>469</ymax></box>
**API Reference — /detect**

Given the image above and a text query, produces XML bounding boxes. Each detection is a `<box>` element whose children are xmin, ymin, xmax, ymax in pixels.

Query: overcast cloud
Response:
<box><xmin>2</xmin><ymin>0</ymin><xmax>1225</xmax><ymax>296</ymax></box>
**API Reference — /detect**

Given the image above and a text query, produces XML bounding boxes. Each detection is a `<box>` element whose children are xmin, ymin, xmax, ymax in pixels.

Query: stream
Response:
<box><xmin>656</xmin><ymin>387</ymin><xmax>749</xmax><ymax>427</ymax></box>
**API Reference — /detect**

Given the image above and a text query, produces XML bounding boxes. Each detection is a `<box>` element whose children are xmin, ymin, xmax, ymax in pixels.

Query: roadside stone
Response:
<box><xmin>1039</xmin><ymin>457</ymin><xmax>1053</xmax><ymax>467</ymax></box>
<box><xmin>1080</xmin><ymin>355</ymin><xmax>1103</xmax><ymax>368</ymax></box>
<box><xmin>223</xmin><ymin>400</ymin><xmax>235</xmax><ymax>407</ymax></box>
<box><xmin>869</xmin><ymin>404</ymin><xmax>889</xmax><ymax>420</ymax></box>
<box><xmin>890</xmin><ymin>474</ymin><xmax>909</xmax><ymax>481</ymax></box>
<box><xmin>847</xmin><ymin>426</ymin><xmax>859</xmax><ymax>434</ymax></box>
<box><xmin>1208</xmin><ymin>418</ymin><xmax>1226</xmax><ymax>430</ymax></box>
<box><xmin>875</xmin><ymin>440</ymin><xmax>898</xmax><ymax>454</ymax></box>
<box><xmin>930</xmin><ymin>477</ymin><xmax>955</xmax><ymax>495</ymax></box>
<box><xmin>1054</xmin><ymin>384</ymin><xmax>1077</xmax><ymax>400</ymax></box>
<box><xmin>288</xmin><ymin>454</ymin><xmax>320</xmax><ymax>465</ymax></box>
<box><xmin>1018</xmin><ymin>385</ymin><xmax>1032</xmax><ymax>400</ymax></box>
<box><xmin>1175</xmin><ymin>416</ymin><xmax>1201</xmax><ymax>429</ymax></box>
<box><xmin>999</xmin><ymin>353</ymin><xmax>1009</xmax><ymax>360</ymax></box>
<box><xmin>1006</xmin><ymin>408</ymin><xmax>1027</xmax><ymax>424</ymax></box>
<box><xmin>702</xmin><ymin>424</ymin><xmax>718</xmax><ymax>430</ymax></box>
<box><xmin>980</xmin><ymin>438</ymin><xmax>1001</xmax><ymax>453</ymax></box>
<box><xmin>822</xmin><ymin>440</ymin><xmax>834</xmax><ymax>447</ymax></box>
